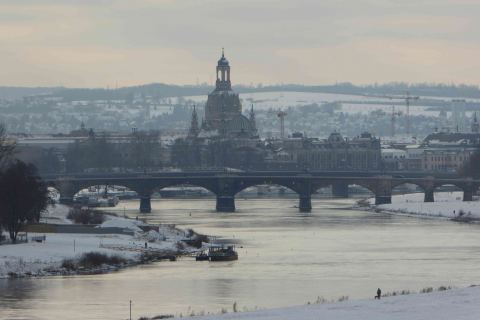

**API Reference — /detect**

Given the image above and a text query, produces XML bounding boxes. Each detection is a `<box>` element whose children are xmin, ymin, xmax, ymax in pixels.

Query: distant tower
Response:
<box><xmin>204</xmin><ymin>49</ymin><xmax>242</xmax><ymax>130</ymax></box>
<box><xmin>277</xmin><ymin>111</ymin><xmax>287</xmax><ymax>139</ymax></box>
<box><xmin>188</xmin><ymin>105</ymin><xmax>200</xmax><ymax>137</ymax></box>
<box><xmin>452</xmin><ymin>99</ymin><xmax>467</xmax><ymax>132</ymax></box>
<box><xmin>472</xmin><ymin>112</ymin><xmax>479</xmax><ymax>133</ymax></box>
<box><xmin>249</xmin><ymin>104</ymin><xmax>257</xmax><ymax>135</ymax></box>
<box><xmin>216</xmin><ymin>48</ymin><xmax>231</xmax><ymax>91</ymax></box>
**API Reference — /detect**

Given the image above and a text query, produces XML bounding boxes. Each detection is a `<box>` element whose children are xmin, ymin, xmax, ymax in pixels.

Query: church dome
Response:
<box><xmin>225</xmin><ymin>114</ymin><xmax>253</xmax><ymax>135</ymax></box>
<box><xmin>218</xmin><ymin>56</ymin><xmax>229</xmax><ymax>66</ymax></box>
<box><xmin>328</xmin><ymin>132</ymin><xmax>344</xmax><ymax>143</ymax></box>
<box><xmin>218</xmin><ymin>49</ymin><xmax>229</xmax><ymax>67</ymax></box>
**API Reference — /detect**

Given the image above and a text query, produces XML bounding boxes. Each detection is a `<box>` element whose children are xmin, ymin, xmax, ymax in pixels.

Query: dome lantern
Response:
<box><xmin>216</xmin><ymin>48</ymin><xmax>231</xmax><ymax>90</ymax></box>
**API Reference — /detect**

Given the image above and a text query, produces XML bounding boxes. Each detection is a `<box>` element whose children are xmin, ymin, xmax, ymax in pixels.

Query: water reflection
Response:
<box><xmin>2</xmin><ymin>198</ymin><xmax>480</xmax><ymax>320</ymax></box>
<box><xmin>0</xmin><ymin>278</ymin><xmax>36</xmax><ymax>309</ymax></box>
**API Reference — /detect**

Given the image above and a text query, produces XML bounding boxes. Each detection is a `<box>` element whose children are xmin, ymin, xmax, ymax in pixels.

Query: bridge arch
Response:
<box><xmin>432</xmin><ymin>183</ymin><xmax>468</xmax><ymax>202</ymax></box>
<box><xmin>388</xmin><ymin>182</ymin><xmax>427</xmax><ymax>203</ymax></box>
<box><xmin>152</xmin><ymin>183</ymin><xmax>215</xmax><ymax>198</ymax></box>
<box><xmin>433</xmin><ymin>182</ymin><xmax>465</xmax><ymax>192</ymax></box>
<box><xmin>345</xmin><ymin>180</ymin><xmax>377</xmax><ymax>195</ymax></box>
<box><xmin>236</xmin><ymin>184</ymin><xmax>298</xmax><ymax>197</ymax></box>
<box><xmin>310</xmin><ymin>181</ymin><xmax>375</xmax><ymax>198</ymax></box>
<box><xmin>391</xmin><ymin>181</ymin><xmax>426</xmax><ymax>192</ymax></box>
<box><xmin>232</xmin><ymin>179</ymin><xmax>312</xmax><ymax>213</ymax></box>
<box><xmin>347</xmin><ymin>184</ymin><xmax>375</xmax><ymax>196</ymax></box>
<box><xmin>234</xmin><ymin>182</ymin><xmax>301</xmax><ymax>210</ymax></box>
<box><xmin>152</xmin><ymin>181</ymin><xmax>217</xmax><ymax>196</ymax></box>
<box><xmin>73</xmin><ymin>184</ymin><xmax>139</xmax><ymax>201</ymax></box>
<box><xmin>233</xmin><ymin>182</ymin><xmax>300</xmax><ymax>197</ymax></box>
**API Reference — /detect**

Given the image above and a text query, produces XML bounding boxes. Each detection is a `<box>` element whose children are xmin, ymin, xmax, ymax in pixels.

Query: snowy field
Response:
<box><xmin>39</xmin><ymin>203</ymin><xmax>72</xmax><ymax>224</ymax></box>
<box><xmin>367</xmin><ymin>192</ymin><xmax>480</xmax><ymax>220</ymax></box>
<box><xmin>0</xmin><ymin>205</ymin><xmax>199</xmax><ymax>278</ymax></box>
<box><xmin>183</xmin><ymin>91</ymin><xmax>456</xmax><ymax>116</ymax></box>
<box><xmin>191</xmin><ymin>286</ymin><xmax>480</xmax><ymax>320</ymax></box>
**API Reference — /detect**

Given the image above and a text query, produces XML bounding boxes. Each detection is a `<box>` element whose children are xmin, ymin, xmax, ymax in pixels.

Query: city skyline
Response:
<box><xmin>0</xmin><ymin>0</ymin><xmax>479</xmax><ymax>87</ymax></box>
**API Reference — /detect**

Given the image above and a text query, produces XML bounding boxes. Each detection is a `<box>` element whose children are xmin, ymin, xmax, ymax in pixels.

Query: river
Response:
<box><xmin>2</xmin><ymin>198</ymin><xmax>480</xmax><ymax>320</ymax></box>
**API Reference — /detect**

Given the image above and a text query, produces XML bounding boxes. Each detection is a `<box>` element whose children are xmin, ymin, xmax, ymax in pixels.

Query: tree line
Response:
<box><xmin>64</xmin><ymin>130</ymin><xmax>162</xmax><ymax>173</ymax></box>
<box><xmin>0</xmin><ymin>125</ymin><xmax>48</xmax><ymax>242</ymax></box>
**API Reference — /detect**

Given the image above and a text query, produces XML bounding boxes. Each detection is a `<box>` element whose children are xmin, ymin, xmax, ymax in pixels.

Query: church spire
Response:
<box><xmin>472</xmin><ymin>112</ymin><xmax>479</xmax><ymax>133</ymax></box>
<box><xmin>249</xmin><ymin>104</ymin><xmax>257</xmax><ymax>135</ymax></box>
<box><xmin>216</xmin><ymin>48</ymin><xmax>231</xmax><ymax>91</ymax></box>
<box><xmin>188</xmin><ymin>105</ymin><xmax>200</xmax><ymax>137</ymax></box>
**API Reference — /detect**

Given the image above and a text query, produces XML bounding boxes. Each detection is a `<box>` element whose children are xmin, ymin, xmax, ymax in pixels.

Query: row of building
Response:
<box><xmin>382</xmin><ymin>117</ymin><xmax>480</xmax><ymax>172</ymax></box>
<box><xmin>11</xmin><ymin>51</ymin><xmax>480</xmax><ymax>174</ymax></box>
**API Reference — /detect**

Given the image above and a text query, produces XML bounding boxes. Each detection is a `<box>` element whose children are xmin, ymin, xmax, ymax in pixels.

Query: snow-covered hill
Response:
<box><xmin>191</xmin><ymin>286</ymin><xmax>480</xmax><ymax>320</ymax></box>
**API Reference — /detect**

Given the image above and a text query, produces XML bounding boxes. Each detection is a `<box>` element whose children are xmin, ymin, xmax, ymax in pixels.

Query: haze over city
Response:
<box><xmin>1</xmin><ymin>0</ymin><xmax>480</xmax><ymax>87</ymax></box>
<box><xmin>2</xmin><ymin>1</ymin><xmax>480</xmax><ymax>320</ymax></box>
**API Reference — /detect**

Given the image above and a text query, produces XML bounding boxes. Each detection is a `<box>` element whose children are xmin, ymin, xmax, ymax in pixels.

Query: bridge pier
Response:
<box><xmin>299</xmin><ymin>194</ymin><xmax>312</xmax><ymax>213</ymax></box>
<box><xmin>424</xmin><ymin>189</ymin><xmax>434</xmax><ymax>202</ymax></box>
<box><xmin>216</xmin><ymin>195</ymin><xmax>235</xmax><ymax>212</ymax></box>
<box><xmin>332</xmin><ymin>182</ymin><xmax>349</xmax><ymax>198</ymax></box>
<box><xmin>463</xmin><ymin>188</ymin><xmax>473</xmax><ymax>202</ymax></box>
<box><xmin>59</xmin><ymin>196</ymin><xmax>74</xmax><ymax>205</ymax></box>
<box><xmin>140</xmin><ymin>195</ymin><xmax>151</xmax><ymax>213</ymax></box>
<box><xmin>375</xmin><ymin>195</ymin><xmax>391</xmax><ymax>205</ymax></box>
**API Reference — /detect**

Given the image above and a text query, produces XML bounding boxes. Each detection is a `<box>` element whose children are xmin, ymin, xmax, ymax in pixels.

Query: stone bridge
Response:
<box><xmin>42</xmin><ymin>171</ymin><xmax>480</xmax><ymax>213</ymax></box>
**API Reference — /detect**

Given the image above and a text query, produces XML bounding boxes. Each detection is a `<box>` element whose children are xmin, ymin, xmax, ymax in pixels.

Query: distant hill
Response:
<box><xmin>0</xmin><ymin>87</ymin><xmax>61</xmax><ymax>100</ymax></box>
<box><xmin>50</xmin><ymin>83</ymin><xmax>214</xmax><ymax>102</ymax></box>
<box><xmin>1</xmin><ymin>82</ymin><xmax>480</xmax><ymax>101</ymax></box>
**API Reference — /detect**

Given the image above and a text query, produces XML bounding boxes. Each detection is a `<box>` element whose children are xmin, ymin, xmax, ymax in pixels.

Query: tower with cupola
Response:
<box><xmin>204</xmin><ymin>49</ymin><xmax>242</xmax><ymax>131</ymax></box>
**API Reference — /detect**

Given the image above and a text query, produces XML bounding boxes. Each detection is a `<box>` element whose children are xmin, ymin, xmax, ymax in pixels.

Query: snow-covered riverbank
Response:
<box><xmin>0</xmin><ymin>205</ymin><xmax>205</xmax><ymax>278</ymax></box>
<box><xmin>363</xmin><ymin>192</ymin><xmax>480</xmax><ymax>222</ymax></box>
<box><xmin>181</xmin><ymin>285</ymin><xmax>480</xmax><ymax>320</ymax></box>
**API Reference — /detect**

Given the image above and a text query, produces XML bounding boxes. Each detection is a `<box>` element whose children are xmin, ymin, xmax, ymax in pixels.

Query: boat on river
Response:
<box><xmin>195</xmin><ymin>245</ymin><xmax>238</xmax><ymax>262</ymax></box>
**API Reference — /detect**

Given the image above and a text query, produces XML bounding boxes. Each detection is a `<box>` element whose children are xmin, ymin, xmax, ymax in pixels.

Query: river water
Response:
<box><xmin>2</xmin><ymin>198</ymin><xmax>480</xmax><ymax>320</ymax></box>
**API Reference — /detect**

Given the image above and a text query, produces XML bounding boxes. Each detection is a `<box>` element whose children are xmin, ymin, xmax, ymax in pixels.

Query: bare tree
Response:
<box><xmin>0</xmin><ymin>161</ymin><xmax>48</xmax><ymax>242</ymax></box>
<box><xmin>0</xmin><ymin>123</ymin><xmax>15</xmax><ymax>168</ymax></box>
<box><xmin>459</xmin><ymin>149</ymin><xmax>480</xmax><ymax>178</ymax></box>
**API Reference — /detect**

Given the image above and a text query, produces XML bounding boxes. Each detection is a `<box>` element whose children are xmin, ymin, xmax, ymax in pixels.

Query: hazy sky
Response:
<box><xmin>1</xmin><ymin>0</ymin><xmax>479</xmax><ymax>87</ymax></box>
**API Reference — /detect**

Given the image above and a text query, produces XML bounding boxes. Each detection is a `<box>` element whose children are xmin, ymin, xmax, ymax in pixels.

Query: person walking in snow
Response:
<box><xmin>375</xmin><ymin>288</ymin><xmax>381</xmax><ymax>299</ymax></box>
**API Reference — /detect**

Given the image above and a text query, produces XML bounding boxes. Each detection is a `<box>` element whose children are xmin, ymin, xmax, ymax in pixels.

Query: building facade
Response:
<box><xmin>172</xmin><ymin>51</ymin><xmax>263</xmax><ymax>169</ymax></box>
<box><xmin>266</xmin><ymin>132</ymin><xmax>382</xmax><ymax>171</ymax></box>
<box><xmin>391</xmin><ymin>114</ymin><xmax>480</xmax><ymax>173</ymax></box>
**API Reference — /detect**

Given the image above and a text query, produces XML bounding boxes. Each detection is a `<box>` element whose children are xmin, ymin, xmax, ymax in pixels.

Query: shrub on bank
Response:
<box><xmin>67</xmin><ymin>208</ymin><xmax>106</xmax><ymax>225</ymax></box>
<box><xmin>61</xmin><ymin>252</ymin><xmax>127</xmax><ymax>271</ymax></box>
<box><xmin>79</xmin><ymin>252</ymin><xmax>126</xmax><ymax>268</ymax></box>
<box><xmin>185</xmin><ymin>228</ymin><xmax>210</xmax><ymax>248</ymax></box>
<box><xmin>138</xmin><ymin>315</ymin><xmax>173</xmax><ymax>320</ymax></box>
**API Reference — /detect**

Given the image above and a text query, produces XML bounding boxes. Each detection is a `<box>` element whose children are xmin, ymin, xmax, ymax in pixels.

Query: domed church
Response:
<box><xmin>173</xmin><ymin>51</ymin><xmax>264</xmax><ymax>169</ymax></box>
<box><xmin>192</xmin><ymin>49</ymin><xmax>257</xmax><ymax>138</ymax></box>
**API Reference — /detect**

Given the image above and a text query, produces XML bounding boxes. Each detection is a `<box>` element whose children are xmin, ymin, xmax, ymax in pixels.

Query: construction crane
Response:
<box><xmin>383</xmin><ymin>92</ymin><xmax>419</xmax><ymax>136</ymax></box>
<box><xmin>267</xmin><ymin>109</ymin><xmax>288</xmax><ymax>139</ymax></box>
<box><xmin>277</xmin><ymin>110</ymin><xmax>287</xmax><ymax>139</ymax></box>
<box><xmin>390</xmin><ymin>105</ymin><xmax>402</xmax><ymax>137</ymax></box>
<box><xmin>403</xmin><ymin>91</ymin><xmax>419</xmax><ymax>136</ymax></box>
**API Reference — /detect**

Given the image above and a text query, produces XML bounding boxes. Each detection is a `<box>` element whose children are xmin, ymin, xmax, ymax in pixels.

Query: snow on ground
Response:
<box><xmin>40</xmin><ymin>204</ymin><xmax>72</xmax><ymax>224</ymax></box>
<box><xmin>0</xmin><ymin>233</ymin><xmax>137</xmax><ymax>277</ymax></box>
<box><xmin>184</xmin><ymin>91</ymin><xmax>440</xmax><ymax>116</ymax></box>
<box><xmin>367</xmin><ymin>192</ymin><xmax>480</xmax><ymax>220</ymax></box>
<box><xmin>192</xmin><ymin>286</ymin><xmax>480</xmax><ymax>320</ymax></box>
<box><xmin>0</xmin><ymin>211</ymin><xmax>199</xmax><ymax>278</ymax></box>
<box><xmin>99</xmin><ymin>215</ymin><xmax>147</xmax><ymax>232</ymax></box>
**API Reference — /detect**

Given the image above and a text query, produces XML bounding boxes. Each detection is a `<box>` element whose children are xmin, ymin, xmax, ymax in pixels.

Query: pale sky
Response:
<box><xmin>1</xmin><ymin>0</ymin><xmax>479</xmax><ymax>87</ymax></box>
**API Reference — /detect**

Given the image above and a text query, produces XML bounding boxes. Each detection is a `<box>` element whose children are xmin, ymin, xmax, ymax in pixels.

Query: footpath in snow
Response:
<box><xmin>185</xmin><ymin>286</ymin><xmax>480</xmax><ymax>320</ymax></box>
<box><xmin>364</xmin><ymin>191</ymin><xmax>480</xmax><ymax>221</ymax></box>
<box><xmin>0</xmin><ymin>205</ymin><xmax>206</xmax><ymax>278</ymax></box>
